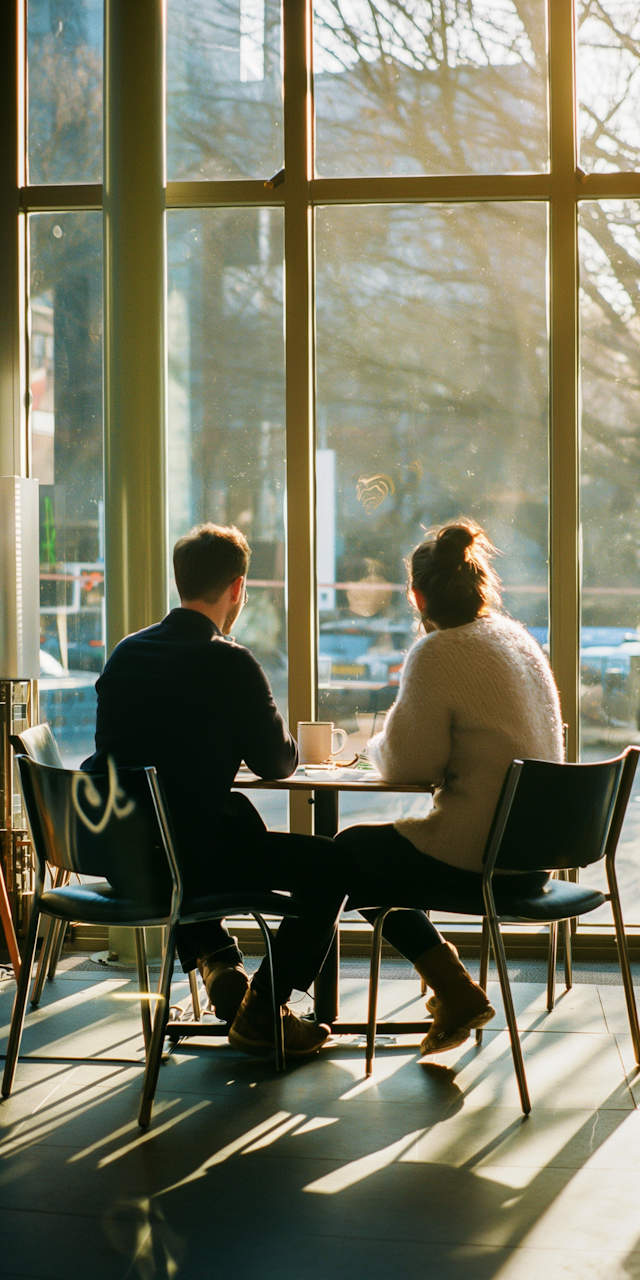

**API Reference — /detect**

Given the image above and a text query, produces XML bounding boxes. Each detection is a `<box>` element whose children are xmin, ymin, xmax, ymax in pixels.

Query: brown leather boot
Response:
<box><xmin>415</xmin><ymin>941</ymin><xmax>495</xmax><ymax>1054</ymax></box>
<box><xmin>197</xmin><ymin>955</ymin><xmax>249</xmax><ymax>1024</ymax></box>
<box><xmin>229</xmin><ymin>985</ymin><xmax>331</xmax><ymax>1058</ymax></box>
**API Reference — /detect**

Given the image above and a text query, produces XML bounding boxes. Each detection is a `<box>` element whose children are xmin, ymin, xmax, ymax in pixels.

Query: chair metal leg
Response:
<box><xmin>557</xmin><ymin>870</ymin><xmax>573</xmax><ymax>992</ymax></box>
<box><xmin>1</xmin><ymin>905</ymin><xmax>40</xmax><ymax>1098</ymax></box>
<box><xmin>419</xmin><ymin>909</ymin><xmax>430</xmax><ymax>993</ymax></box>
<box><xmin>562</xmin><ymin>918</ymin><xmax>573</xmax><ymax>990</ymax></box>
<box><xmin>546</xmin><ymin>921</ymin><xmax>558</xmax><ymax>1012</ymax></box>
<box><xmin>476</xmin><ymin>917</ymin><xmax>491</xmax><ymax>1045</ymax></box>
<box><xmin>134</xmin><ymin>928</ymin><xmax>152</xmax><ymax>1053</ymax></box>
<box><xmin>607</xmin><ymin>864</ymin><xmax>640</xmax><ymax>1064</ymax></box>
<box><xmin>486</xmin><ymin>913</ymin><xmax>531</xmax><ymax>1115</ymax></box>
<box><xmin>39</xmin><ymin>869</ymin><xmax>71</xmax><ymax>984</ymax></box>
<box><xmin>47</xmin><ymin>918</ymin><xmax>67</xmax><ymax>979</ymax></box>
<box><xmin>366</xmin><ymin>910</ymin><xmax>388</xmax><ymax>1077</ymax></box>
<box><xmin>188</xmin><ymin>966</ymin><xmax>202</xmax><ymax>1020</ymax></box>
<box><xmin>31</xmin><ymin>915</ymin><xmax>57</xmax><ymax>1007</ymax></box>
<box><xmin>138</xmin><ymin>925</ymin><xmax>177</xmax><ymax>1129</ymax></box>
<box><xmin>253</xmin><ymin>913</ymin><xmax>285</xmax><ymax>1072</ymax></box>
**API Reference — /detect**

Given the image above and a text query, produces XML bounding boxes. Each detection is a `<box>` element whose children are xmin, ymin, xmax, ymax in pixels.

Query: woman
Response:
<box><xmin>336</xmin><ymin>521</ymin><xmax>563</xmax><ymax>1054</ymax></box>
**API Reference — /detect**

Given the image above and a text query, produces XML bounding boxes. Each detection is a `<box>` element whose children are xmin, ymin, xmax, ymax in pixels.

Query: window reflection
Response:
<box><xmin>29</xmin><ymin>212</ymin><xmax>104</xmax><ymax>766</ymax></box>
<box><xmin>167</xmin><ymin>0</ymin><xmax>283</xmax><ymax>181</ymax></box>
<box><xmin>314</xmin><ymin>0</ymin><xmax>549</xmax><ymax>177</ymax></box>
<box><xmin>578</xmin><ymin>1</ymin><xmax>640</xmax><ymax>174</ymax></box>
<box><xmin>27</xmin><ymin>0</ymin><xmax>103</xmax><ymax>185</ymax></box>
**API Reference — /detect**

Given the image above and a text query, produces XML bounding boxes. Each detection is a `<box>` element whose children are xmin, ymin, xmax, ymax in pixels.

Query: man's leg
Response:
<box><xmin>174</xmin><ymin>794</ymin><xmax>269</xmax><ymax>1017</ymax></box>
<box><xmin>224</xmin><ymin>830</ymin><xmax>348</xmax><ymax>1057</ymax></box>
<box><xmin>176</xmin><ymin>921</ymin><xmax>242</xmax><ymax>974</ymax></box>
<box><xmin>249</xmin><ymin>831</ymin><xmax>347</xmax><ymax>1004</ymax></box>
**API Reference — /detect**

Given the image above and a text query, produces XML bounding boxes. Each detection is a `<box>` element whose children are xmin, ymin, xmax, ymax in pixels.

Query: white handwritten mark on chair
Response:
<box><xmin>72</xmin><ymin>756</ymin><xmax>135</xmax><ymax>834</ymax></box>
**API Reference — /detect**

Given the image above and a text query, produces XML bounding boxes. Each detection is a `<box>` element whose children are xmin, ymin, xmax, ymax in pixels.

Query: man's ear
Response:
<box><xmin>229</xmin><ymin>575</ymin><xmax>244</xmax><ymax>603</ymax></box>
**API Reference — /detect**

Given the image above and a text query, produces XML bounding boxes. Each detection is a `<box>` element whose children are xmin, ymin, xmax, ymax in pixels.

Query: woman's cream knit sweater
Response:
<box><xmin>368</xmin><ymin>612</ymin><xmax>563</xmax><ymax>873</ymax></box>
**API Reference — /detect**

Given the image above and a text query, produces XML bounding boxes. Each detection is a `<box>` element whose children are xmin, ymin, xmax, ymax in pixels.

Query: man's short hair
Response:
<box><xmin>173</xmin><ymin>523</ymin><xmax>250</xmax><ymax>602</ymax></box>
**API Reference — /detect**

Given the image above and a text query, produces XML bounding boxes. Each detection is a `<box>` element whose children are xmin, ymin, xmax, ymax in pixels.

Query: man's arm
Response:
<box><xmin>232</xmin><ymin>647</ymin><xmax>298</xmax><ymax>779</ymax></box>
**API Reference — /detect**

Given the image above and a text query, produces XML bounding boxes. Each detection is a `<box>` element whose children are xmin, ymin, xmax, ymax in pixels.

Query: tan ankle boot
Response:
<box><xmin>415</xmin><ymin>941</ymin><xmax>495</xmax><ymax>1054</ymax></box>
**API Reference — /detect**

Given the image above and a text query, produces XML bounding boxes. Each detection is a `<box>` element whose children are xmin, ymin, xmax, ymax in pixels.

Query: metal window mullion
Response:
<box><xmin>549</xmin><ymin>0</ymin><xmax>580</xmax><ymax>762</ymax></box>
<box><xmin>103</xmin><ymin>0</ymin><xmax>167</xmax><ymax>654</ymax></box>
<box><xmin>283</xmin><ymin>0</ymin><xmax>315</xmax><ymax>835</ymax></box>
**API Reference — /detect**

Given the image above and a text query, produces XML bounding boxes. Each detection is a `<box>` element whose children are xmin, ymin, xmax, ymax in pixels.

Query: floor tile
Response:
<box><xmin>0</xmin><ymin>977</ymin><xmax>147</xmax><ymax>1063</ymax></box>
<box><xmin>598</xmin><ymin>983</ymin><xmax>640</xmax><ymax>1035</ymax></box>
<box><xmin>431</xmin><ymin>1026</ymin><xmax>634</xmax><ymax>1110</ymax></box>
<box><xmin>486</xmin><ymin>979</ymin><xmax>609</xmax><ymax>1034</ymax></box>
<box><xmin>612</xmin><ymin>1032</ymin><xmax>640</xmax><ymax>1104</ymax></box>
<box><xmin>0</xmin><ymin>1208</ymin><xmax>125</xmax><ymax>1280</ymax></box>
<box><xmin>400</xmin><ymin>1104</ymin><xmax>635</xmax><ymax>1170</ymax></box>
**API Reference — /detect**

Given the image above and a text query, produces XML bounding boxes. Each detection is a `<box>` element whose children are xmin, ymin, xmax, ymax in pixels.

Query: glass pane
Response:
<box><xmin>167</xmin><ymin>208</ymin><xmax>288</xmax><ymax>829</ymax></box>
<box><xmin>314</xmin><ymin>0</ymin><xmax>549</xmax><ymax>177</ymax></box>
<box><xmin>580</xmin><ymin>199</ymin><xmax>640</xmax><ymax>924</ymax></box>
<box><xmin>29</xmin><ymin>212</ymin><xmax>103</xmax><ymax>766</ymax></box>
<box><xmin>316</xmin><ymin>202</ymin><xmax>549</xmax><ymax>827</ymax></box>
<box><xmin>167</xmin><ymin>0</ymin><xmax>283</xmax><ymax>181</ymax></box>
<box><xmin>578</xmin><ymin>2</ymin><xmax>640</xmax><ymax>174</ymax></box>
<box><xmin>27</xmin><ymin>0</ymin><xmax>103</xmax><ymax>185</ymax></box>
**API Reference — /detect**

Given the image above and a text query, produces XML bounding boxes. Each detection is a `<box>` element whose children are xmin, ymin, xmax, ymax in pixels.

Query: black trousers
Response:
<box><xmin>176</xmin><ymin>794</ymin><xmax>347</xmax><ymax>1005</ymax></box>
<box><xmin>335</xmin><ymin>823</ymin><xmax>550</xmax><ymax>964</ymax></box>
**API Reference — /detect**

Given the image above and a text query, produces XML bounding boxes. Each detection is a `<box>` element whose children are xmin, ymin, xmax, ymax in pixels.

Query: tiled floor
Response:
<box><xmin>2</xmin><ymin>964</ymin><xmax>640</xmax><ymax>1279</ymax></box>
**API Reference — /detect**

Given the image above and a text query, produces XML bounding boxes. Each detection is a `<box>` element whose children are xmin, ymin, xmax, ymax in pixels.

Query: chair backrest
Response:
<box><xmin>10</xmin><ymin>723</ymin><xmax>64</xmax><ymax>769</ymax></box>
<box><xmin>16</xmin><ymin>755</ymin><xmax>181</xmax><ymax>916</ymax></box>
<box><xmin>483</xmin><ymin>748</ymin><xmax>639</xmax><ymax>875</ymax></box>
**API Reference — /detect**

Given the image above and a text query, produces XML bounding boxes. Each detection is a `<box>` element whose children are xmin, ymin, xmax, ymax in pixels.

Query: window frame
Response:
<box><xmin>4</xmin><ymin>0</ymin><xmax>640</xmax><ymax>941</ymax></box>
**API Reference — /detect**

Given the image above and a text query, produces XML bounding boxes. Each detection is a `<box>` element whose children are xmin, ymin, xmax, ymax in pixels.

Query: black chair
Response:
<box><xmin>365</xmin><ymin>748</ymin><xmax>640</xmax><ymax>1114</ymax></box>
<box><xmin>9</xmin><ymin>724</ymin><xmax>195</xmax><ymax>1017</ymax></box>
<box><xmin>2</xmin><ymin>756</ymin><xmax>304</xmax><ymax>1129</ymax></box>
<box><xmin>10</xmin><ymin>725</ymin><xmax>74</xmax><ymax>1002</ymax></box>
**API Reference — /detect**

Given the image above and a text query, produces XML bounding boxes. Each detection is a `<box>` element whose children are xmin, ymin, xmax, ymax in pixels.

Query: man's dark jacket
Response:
<box><xmin>82</xmin><ymin>608</ymin><xmax>297</xmax><ymax>883</ymax></box>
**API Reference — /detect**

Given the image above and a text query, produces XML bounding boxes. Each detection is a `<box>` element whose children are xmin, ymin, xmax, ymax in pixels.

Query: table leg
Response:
<box><xmin>313</xmin><ymin>788</ymin><xmax>340</xmax><ymax>1024</ymax></box>
<box><xmin>313</xmin><ymin>790</ymin><xmax>339</xmax><ymax>838</ymax></box>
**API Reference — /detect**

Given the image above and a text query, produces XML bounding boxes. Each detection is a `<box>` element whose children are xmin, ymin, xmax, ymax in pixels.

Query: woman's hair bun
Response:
<box><xmin>433</xmin><ymin>525</ymin><xmax>475</xmax><ymax>564</ymax></box>
<box><xmin>408</xmin><ymin>519</ymin><xmax>501</xmax><ymax>629</ymax></box>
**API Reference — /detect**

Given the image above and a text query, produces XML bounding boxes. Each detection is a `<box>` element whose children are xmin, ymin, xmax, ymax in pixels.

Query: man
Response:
<box><xmin>83</xmin><ymin>523</ymin><xmax>346</xmax><ymax>1057</ymax></box>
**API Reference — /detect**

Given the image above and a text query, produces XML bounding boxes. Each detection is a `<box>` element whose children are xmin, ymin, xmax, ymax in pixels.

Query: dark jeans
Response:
<box><xmin>177</xmin><ymin>795</ymin><xmax>347</xmax><ymax>1005</ymax></box>
<box><xmin>335</xmin><ymin>823</ymin><xmax>550</xmax><ymax>964</ymax></box>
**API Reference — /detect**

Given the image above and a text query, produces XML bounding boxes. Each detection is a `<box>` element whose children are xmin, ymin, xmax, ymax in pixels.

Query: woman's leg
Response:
<box><xmin>334</xmin><ymin>823</ymin><xmax>449</xmax><ymax>961</ymax></box>
<box><xmin>334</xmin><ymin>823</ymin><xmax>495</xmax><ymax>1053</ymax></box>
<box><xmin>358</xmin><ymin>906</ymin><xmax>443</xmax><ymax>961</ymax></box>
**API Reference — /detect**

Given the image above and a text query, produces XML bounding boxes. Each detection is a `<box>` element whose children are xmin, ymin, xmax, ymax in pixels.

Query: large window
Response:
<box><xmin>9</xmin><ymin>0</ymin><xmax>640</xmax><ymax>922</ymax></box>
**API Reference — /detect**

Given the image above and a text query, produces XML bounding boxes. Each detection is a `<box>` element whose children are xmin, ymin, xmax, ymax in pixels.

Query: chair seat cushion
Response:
<box><xmin>40</xmin><ymin>883</ymin><xmax>172</xmax><ymax>926</ymax></box>
<box><xmin>358</xmin><ymin>879</ymin><xmax>607</xmax><ymax>923</ymax></box>
<box><xmin>495</xmin><ymin>878</ymin><xmax>606</xmax><ymax>923</ymax></box>
<box><xmin>40</xmin><ymin>884</ymin><xmax>303</xmax><ymax>928</ymax></box>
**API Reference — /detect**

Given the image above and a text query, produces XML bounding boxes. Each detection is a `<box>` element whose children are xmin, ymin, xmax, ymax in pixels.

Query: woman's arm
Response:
<box><xmin>368</xmin><ymin>637</ymin><xmax>451</xmax><ymax>785</ymax></box>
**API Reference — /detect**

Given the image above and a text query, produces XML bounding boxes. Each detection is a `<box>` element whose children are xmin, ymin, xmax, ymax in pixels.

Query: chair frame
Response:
<box><xmin>9</xmin><ymin>728</ymin><xmax>70</xmax><ymax>1001</ymax></box>
<box><xmin>365</xmin><ymin>748</ymin><xmax>640</xmax><ymax>1115</ymax></box>
<box><xmin>2</xmin><ymin>758</ymin><xmax>293</xmax><ymax>1129</ymax></box>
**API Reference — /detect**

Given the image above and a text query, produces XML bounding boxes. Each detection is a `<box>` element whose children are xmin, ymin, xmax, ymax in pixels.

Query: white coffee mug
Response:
<box><xmin>297</xmin><ymin>721</ymin><xmax>348</xmax><ymax>765</ymax></box>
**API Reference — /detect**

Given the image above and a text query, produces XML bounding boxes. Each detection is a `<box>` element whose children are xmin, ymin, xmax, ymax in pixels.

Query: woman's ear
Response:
<box><xmin>412</xmin><ymin>586</ymin><xmax>427</xmax><ymax>615</ymax></box>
